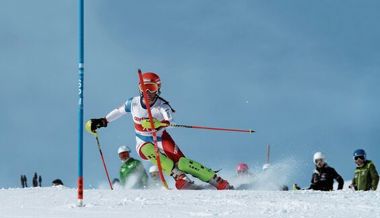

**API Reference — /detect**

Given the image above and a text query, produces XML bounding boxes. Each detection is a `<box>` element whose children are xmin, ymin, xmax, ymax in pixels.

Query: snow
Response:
<box><xmin>1</xmin><ymin>187</ymin><xmax>379</xmax><ymax>218</ymax></box>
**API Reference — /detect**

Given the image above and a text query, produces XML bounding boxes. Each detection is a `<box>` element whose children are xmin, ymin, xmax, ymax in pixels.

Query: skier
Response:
<box><xmin>38</xmin><ymin>175</ymin><xmax>42</xmax><ymax>187</ymax></box>
<box><xmin>117</xmin><ymin>145</ymin><xmax>148</xmax><ymax>189</ymax></box>
<box><xmin>308</xmin><ymin>152</ymin><xmax>344</xmax><ymax>191</ymax></box>
<box><xmin>349</xmin><ymin>149</ymin><xmax>379</xmax><ymax>191</ymax></box>
<box><xmin>86</xmin><ymin>72</ymin><xmax>232</xmax><ymax>190</ymax></box>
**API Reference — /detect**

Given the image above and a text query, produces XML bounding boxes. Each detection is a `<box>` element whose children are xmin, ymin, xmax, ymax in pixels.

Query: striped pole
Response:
<box><xmin>77</xmin><ymin>0</ymin><xmax>84</xmax><ymax>207</ymax></box>
<box><xmin>138</xmin><ymin>69</ymin><xmax>169</xmax><ymax>189</ymax></box>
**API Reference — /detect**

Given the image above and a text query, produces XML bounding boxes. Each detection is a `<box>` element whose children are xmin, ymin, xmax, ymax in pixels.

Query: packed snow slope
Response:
<box><xmin>1</xmin><ymin>187</ymin><xmax>379</xmax><ymax>218</ymax></box>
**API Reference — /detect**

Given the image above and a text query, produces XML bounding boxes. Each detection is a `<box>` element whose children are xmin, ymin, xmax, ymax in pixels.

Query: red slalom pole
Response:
<box><xmin>95</xmin><ymin>136</ymin><xmax>113</xmax><ymax>190</ymax></box>
<box><xmin>138</xmin><ymin>69</ymin><xmax>169</xmax><ymax>189</ymax></box>
<box><xmin>170</xmin><ymin>124</ymin><xmax>255</xmax><ymax>134</ymax></box>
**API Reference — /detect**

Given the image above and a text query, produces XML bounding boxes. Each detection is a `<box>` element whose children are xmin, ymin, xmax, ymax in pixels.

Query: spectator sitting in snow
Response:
<box><xmin>350</xmin><ymin>149</ymin><xmax>379</xmax><ymax>191</ymax></box>
<box><xmin>118</xmin><ymin>145</ymin><xmax>148</xmax><ymax>189</ymax></box>
<box><xmin>308</xmin><ymin>152</ymin><xmax>344</xmax><ymax>191</ymax></box>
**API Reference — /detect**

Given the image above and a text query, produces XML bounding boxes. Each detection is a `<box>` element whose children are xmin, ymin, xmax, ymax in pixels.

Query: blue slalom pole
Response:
<box><xmin>77</xmin><ymin>0</ymin><xmax>84</xmax><ymax>207</ymax></box>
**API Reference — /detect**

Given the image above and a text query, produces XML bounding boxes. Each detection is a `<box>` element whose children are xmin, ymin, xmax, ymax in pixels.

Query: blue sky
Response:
<box><xmin>0</xmin><ymin>0</ymin><xmax>379</xmax><ymax>188</ymax></box>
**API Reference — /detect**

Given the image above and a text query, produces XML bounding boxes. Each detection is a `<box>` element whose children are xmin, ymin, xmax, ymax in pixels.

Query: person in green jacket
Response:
<box><xmin>118</xmin><ymin>145</ymin><xmax>148</xmax><ymax>189</ymax></box>
<box><xmin>350</xmin><ymin>149</ymin><xmax>379</xmax><ymax>191</ymax></box>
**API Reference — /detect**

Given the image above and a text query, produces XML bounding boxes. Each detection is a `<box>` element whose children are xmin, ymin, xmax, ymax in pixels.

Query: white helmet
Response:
<box><xmin>118</xmin><ymin>145</ymin><xmax>131</xmax><ymax>154</ymax></box>
<box><xmin>262</xmin><ymin>163</ymin><xmax>271</xmax><ymax>171</ymax></box>
<box><xmin>313</xmin><ymin>152</ymin><xmax>325</xmax><ymax>163</ymax></box>
<box><xmin>149</xmin><ymin>165</ymin><xmax>159</xmax><ymax>173</ymax></box>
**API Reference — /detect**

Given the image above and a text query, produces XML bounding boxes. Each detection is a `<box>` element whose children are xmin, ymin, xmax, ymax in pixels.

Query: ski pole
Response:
<box><xmin>138</xmin><ymin>69</ymin><xmax>170</xmax><ymax>190</ymax></box>
<box><xmin>170</xmin><ymin>124</ymin><xmax>255</xmax><ymax>134</ymax></box>
<box><xmin>94</xmin><ymin>134</ymin><xmax>113</xmax><ymax>190</ymax></box>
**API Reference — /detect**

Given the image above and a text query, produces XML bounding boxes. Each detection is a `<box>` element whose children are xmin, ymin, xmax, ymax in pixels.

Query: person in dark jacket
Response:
<box><xmin>350</xmin><ymin>149</ymin><xmax>379</xmax><ymax>191</ymax></box>
<box><xmin>308</xmin><ymin>152</ymin><xmax>344</xmax><ymax>191</ymax></box>
<box><xmin>52</xmin><ymin>179</ymin><xmax>64</xmax><ymax>186</ymax></box>
<box><xmin>32</xmin><ymin>172</ymin><xmax>38</xmax><ymax>187</ymax></box>
<box><xmin>23</xmin><ymin>175</ymin><xmax>28</xmax><ymax>187</ymax></box>
<box><xmin>20</xmin><ymin>175</ymin><xmax>26</xmax><ymax>188</ymax></box>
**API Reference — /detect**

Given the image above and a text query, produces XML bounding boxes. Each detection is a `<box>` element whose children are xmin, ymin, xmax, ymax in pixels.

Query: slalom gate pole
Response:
<box><xmin>266</xmin><ymin>144</ymin><xmax>270</xmax><ymax>164</ymax></box>
<box><xmin>95</xmin><ymin>135</ymin><xmax>113</xmax><ymax>190</ymax></box>
<box><xmin>170</xmin><ymin>124</ymin><xmax>255</xmax><ymax>134</ymax></box>
<box><xmin>138</xmin><ymin>69</ymin><xmax>169</xmax><ymax>189</ymax></box>
<box><xmin>77</xmin><ymin>0</ymin><xmax>84</xmax><ymax>207</ymax></box>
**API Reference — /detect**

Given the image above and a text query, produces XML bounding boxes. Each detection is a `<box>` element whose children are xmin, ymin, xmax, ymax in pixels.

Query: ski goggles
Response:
<box><xmin>354</xmin><ymin>156</ymin><xmax>365</xmax><ymax>161</ymax></box>
<box><xmin>139</xmin><ymin>82</ymin><xmax>159</xmax><ymax>93</ymax></box>
<box><xmin>314</xmin><ymin>159</ymin><xmax>324</xmax><ymax>164</ymax></box>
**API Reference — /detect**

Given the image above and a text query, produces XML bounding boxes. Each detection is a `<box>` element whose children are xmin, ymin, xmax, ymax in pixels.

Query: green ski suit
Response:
<box><xmin>352</xmin><ymin>160</ymin><xmax>379</xmax><ymax>191</ymax></box>
<box><xmin>119</xmin><ymin>158</ymin><xmax>148</xmax><ymax>189</ymax></box>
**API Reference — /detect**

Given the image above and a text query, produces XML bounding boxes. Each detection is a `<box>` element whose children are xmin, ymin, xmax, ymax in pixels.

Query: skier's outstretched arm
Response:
<box><xmin>86</xmin><ymin>100</ymin><xmax>131</xmax><ymax>134</ymax></box>
<box><xmin>106</xmin><ymin>104</ymin><xmax>128</xmax><ymax>122</ymax></box>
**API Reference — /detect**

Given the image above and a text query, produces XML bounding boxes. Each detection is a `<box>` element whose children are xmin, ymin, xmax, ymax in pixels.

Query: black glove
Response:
<box><xmin>90</xmin><ymin>118</ymin><xmax>108</xmax><ymax>132</ymax></box>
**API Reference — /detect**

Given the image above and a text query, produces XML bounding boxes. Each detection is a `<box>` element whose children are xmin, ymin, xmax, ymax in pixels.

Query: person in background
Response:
<box><xmin>236</xmin><ymin>163</ymin><xmax>252</xmax><ymax>177</ymax></box>
<box><xmin>32</xmin><ymin>172</ymin><xmax>38</xmax><ymax>187</ymax></box>
<box><xmin>52</xmin><ymin>179</ymin><xmax>64</xmax><ymax>186</ymax></box>
<box><xmin>118</xmin><ymin>145</ymin><xmax>148</xmax><ymax>189</ymax></box>
<box><xmin>23</xmin><ymin>175</ymin><xmax>28</xmax><ymax>187</ymax></box>
<box><xmin>149</xmin><ymin>165</ymin><xmax>160</xmax><ymax>181</ymax></box>
<box><xmin>350</xmin><ymin>149</ymin><xmax>379</xmax><ymax>191</ymax></box>
<box><xmin>148</xmin><ymin>165</ymin><xmax>161</xmax><ymax>188</ymax></box>
<box><xmin>20</xmin><ymin>175</ymin><xmax>27</xmax><ymax>188</ymax></box>
<box><xmin>234</xmin><ymin>163</ymin><xmax>254</xmax><ymax>190</ymax></box>
<box><xmin>38</xmin><ymin>175</ymin><xmax>42</xmax><ymax>187</ymax></box>
<box><xmin>112</xmin><ymin>178</ymin><xmax>120</xmax><ymax>185</ymax></box>
<box><xmin>308</xmin><ymin>152</ymin><xmax>344</xmax><ymax>191</ymax></box>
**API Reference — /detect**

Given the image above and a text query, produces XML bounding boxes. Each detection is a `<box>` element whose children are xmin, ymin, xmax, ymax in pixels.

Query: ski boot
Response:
<box><xmin>171</xmin><ymin>168</ymin><xmax>203</xmax><ymax>190</ymax></box>
<box><xmin>208</xmin><ymin>175</ymin><xmax>234</xmax><ymax>190</ymax></box>
<box><xmin>177</xmin><ymin>157</ymin><xmax>233</xmax><ymax>190</ymax></box>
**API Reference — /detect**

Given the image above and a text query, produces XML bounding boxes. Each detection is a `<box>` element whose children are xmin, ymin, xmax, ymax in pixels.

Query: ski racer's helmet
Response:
<box><xmin>118</xmin><ymin>145</ymin><xmax>131</xmax><ymax>154</ymax></box>
<box><xmin>236</xmin><ymin>163</ymin><xmax>249</xmax><ymax>174</ymax></box>
<box><xmin>139</xmin><ymin>72</ymin><xmax>161</xmax><ymax>94</ymax></box>
<box><xmin>149</xmin><ymin>165</ymin><xmax>159</xmax><ymax>173</ymax></box>
<box><xmin>353</xmin><ymin>149</ymin><xmax>366</xmax><ymax>160</ymax></box>
<box><xmin>313</xmin><ymin>152</ymin><xmax>325</xmax><ymax>164</ymax></box>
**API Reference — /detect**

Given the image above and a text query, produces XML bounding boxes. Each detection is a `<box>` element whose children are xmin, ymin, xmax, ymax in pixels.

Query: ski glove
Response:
<box><xmin>141</xmin><ymin>118</ymin><xmax>169</xmax><ymax>130</ymax></box>
<box><xmin>85</xmin><ymin>118</ymin><xmax>108</xmax><ymax>135</ymax></box>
